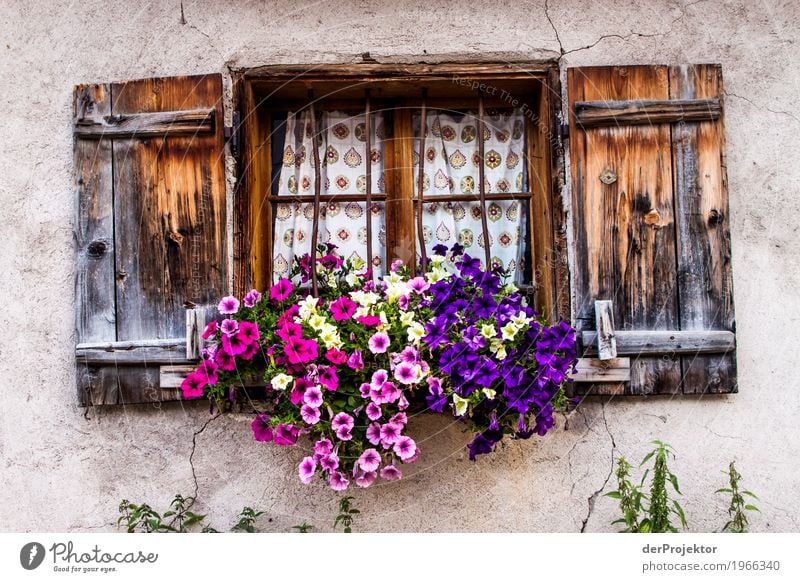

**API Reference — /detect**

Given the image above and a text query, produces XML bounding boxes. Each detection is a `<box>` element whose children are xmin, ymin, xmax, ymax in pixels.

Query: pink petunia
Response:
<box><xmin>251</xmin><ymin>414</ymin><xmax>273</xmax><ymax>442</ymax></box>
<box><xmin>380</xmin><ymin>465</ymin><xmax>402</xmax><ymax>481</ymax></box>
<box><xmin>277</xmin><ymin>305</ymin><xmax>300</xmax><ymax>327</ymax></box>
<box><xmin>303</xmin><ymin>385</ymin><xmax>323</xmax><ymax>408</ymax></box>
<box><xmin>270</xmin><ymin>278</ymin><xmax>294</xmax><ymax>302</ymax></box>
<box><xmin>325</xmin><ymin>348</ymin><xmax>348</xmax><ymax>365</ymax></box>
<box><xmin>214</xmin><ymin>348</ymin><xmax>237</xmax><ymax>372</ymax></box>
<box><xmin>398</xmin><ymin>346</ymin><xmax>419</xmax><ymax>364</ymax></box>
<box><xmin>239</xmin><ymin>340</ymin><xmax>260</xmax><ymax>361</ymax></box>
<box><xmin>390</xmin><ymin>412</ymin><xmax>408</xmax><ymax>427</ymax></box>
<box><xmin>357</xmin><ymin>315</ymin><xmax>382</xmax><ymax>327</ymax></box>
<box><xmin>366</xmin><ymin>422</ymin><xmax>382</xmax><ymax>446</ymax></box>
<box><xmin>202</xmin><ymin>320</ymin><xmax>219</xmax><ymax>340</ymax></box>
<box><xmin>243</xmin><ymin>289</ymin><xmax>262</xmax><ymax>308</ymax></box>
<box><xmin>238</xmin><ymin>321</ymin><xmax>260</xmax><ymax>344</ymax></box>
<box><xmin>335</xmin><ymin>426</ymin><xmax>353</xmax><ymax>441</ymax></box>
<box><xmin>379</xmin><ymin>422</ymin><xmax>402</xmax><ymax>446</ymax></box>
<box><xmin>380</xmin><ymin>382</ymin><xmax>401</xmax><ymax>404</ymax></box>
<box><xmin>328</xmin><ymin>471</ymin><xmax>350</xmax><ymax>491</ymax></box>
<box><xmin>408</xmin><ymin>276</ymin><xmax>430</xmax><ymax>295</ymax></box>
<box><xmin>329</xmin><ymin>296</ymin><xmax>357</xmax><ymax>321</ymax></box>
<box><xmin>221</xmin><ymin>318</ymin><xmax>239</xmax><ymax>335</ymax></box>
<box><xmin>314</xmin><ymin>438</ymin><xmax>333</xmax><ymax>456</ymax></box>
<box><xmin>318</xmin><ymin>366</ymin><xmax>339</xmax><ymax>391</ymax></box>
<box><xmin>347</xmin><ymin>349</ymin><xmax>364</xmax><ymax>370</ymax></box>
<box><xmin>218</xmin><ymin>296</ymin><xmax>240</xmax><ymax>315</ymax></box>
<box><xmin>371</xmin><ymin>369</ymin><xmax>389</xmax><ymax>387</ymax></box>
<box><xmin>285</xmin><ymin>337</ymin><xmax>318</xmax><ymax>365</ymax></box>
<box><xmin>331</xmin><ymin>412</ymin><xmax>354</xmax><ymax>431</ymax></box>
<box><xmin>394</xmin><ymin>361</ymin><xmax>419</xmax><ymax>385</ymax></box>
<box><xmin>196</xmin><ymin>360</ymin><xmax>219</xmax><ymax>385</ymax></box>
<box><xmin>221</xmin><ymin>332</ymin><xmax>249</xmax><ymax>356</ymax></box>
<box><xmin>358</xmin><ymin>448</ymin><xmax>381</xmax><ymax>472</ymax></box>
<box><xmin>356</xmin><ymin>471</ymin><xmax>377</xmax><ymax>488</ymax></box>
<box><xmin>276</xmin><ymin>322</ymin><xmax>303</xmax><ymax>342</ymax></box>
<box><xmin>301</xmin><ymin>404</ymin><xmax>321</xmax><ymax>425</ymax></box>
<box><xmin>368</xmin><ymin>332</ymin><xmax>390</xmax><ymax>354</ymax></box>
<box><xmin>366</xmin><ymin>402</ymin><xmax>382</xmax><ymax>421</ymax></box>
<box><xmin>298</xmin><ymin>456</ymin><xmax>316</xmax><ymax>484</ymax></box>
<box><xmin>320</xmin><ymin>453</ymin><xmax>339</xmax><ymax>472</ymax></box>
<box><xmin>180</xmin><ymin>372</ymin><xmax>206</xmax><ymax>399</ymax></box>
<box><xmin>359</xmin><ymin>382</ymin><xmax>372</xmax><ymax>398</ymax></box>
<box><xmin>398</xmin><ymin>295</ymin><xmax>410</xmax><ymax>311</ymax></box>
<box><xmin>274</xmin><ymin>424</ymin><xmax>299</xmax><ymax>446</ymax></box>
<box><xmin>393</xmin><ymin>436</ymin><xmax>417</xmax><ymax>461</ymax></box>
<box><xmin>397</xmin><ymin>394</ymin><xmax>409</xmax><ymax>410</ymax></box>
<box><xmin>390</xmin><ymin>259</ymin><xmax>404</xmax><ymax>273</ymax></box>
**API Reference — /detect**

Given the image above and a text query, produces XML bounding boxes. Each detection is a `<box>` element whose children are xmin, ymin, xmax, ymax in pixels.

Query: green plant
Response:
<box><xmin>231</xmin><ymin>507</ymin><xmax>265</xmax><ymax>533</ymax></box>
<box><xmin>333</xmin><ymin>496</ymin><xmax>360</xmax><ymax>533</ymax></box>
<box><xmin>292</xmin><ymin>522</ymin><xmax>314</xmax><ymax>533</ymax></box>
<box><xmin>118</xmin><ymin>494</ymin><xmax>263</xmax><ymax>533</ymax></box>
<box><xmin>606</xmin><ymin>441</ymin><xmax>686</xmax><ymax>533</ymax></box>
<box><xmin>716</xmin><ymin>461</ymin><xmax>759</xmax><ymax>533</ymax></box>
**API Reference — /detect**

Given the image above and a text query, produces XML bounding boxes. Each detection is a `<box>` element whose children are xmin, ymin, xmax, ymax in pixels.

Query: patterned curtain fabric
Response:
<box><xmin>413</xmin><ymin>110</ymin><xmax>528</xmax><ymax>282</ymax></box>
<box><xmin>272</xmin><ymin>111</ymin><xmax>387</xmax><ymax>282</ymax></box>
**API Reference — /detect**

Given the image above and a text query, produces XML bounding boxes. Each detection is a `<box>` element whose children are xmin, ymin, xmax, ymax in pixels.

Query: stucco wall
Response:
<box><xmin>1</xmin><ymin>0</ymin><xmax>798</xmax><ymax>532</ymax></box>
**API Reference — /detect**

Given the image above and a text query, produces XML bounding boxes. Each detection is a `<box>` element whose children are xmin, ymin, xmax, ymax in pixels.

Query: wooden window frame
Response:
<box><xmin>232</xmin><ymin>62</ymin><xmax>569</xmax><ymax>322</ymax></box>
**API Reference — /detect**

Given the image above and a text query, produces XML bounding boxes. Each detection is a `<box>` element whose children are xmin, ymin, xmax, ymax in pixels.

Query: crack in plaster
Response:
<box><xmin>580</xmin><ymin>402</ymin><xmax>616</xmax><ymax>532</ymax></box>
<box><xmin>725</xmin><ymin>91</ymin><xmax>800</xmax><ymax>125</ymax></box>
<box><xmin>189</xmin><ymin>413</ymin><xmax>222</xmax><ymax>506</ymax></box>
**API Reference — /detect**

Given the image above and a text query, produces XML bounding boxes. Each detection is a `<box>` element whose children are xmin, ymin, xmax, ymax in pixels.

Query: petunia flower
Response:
<box><xmin>298</xmin><ymin>456</ymin><xmax>316</xmax><ymax>484</ymax></box>
<box><xmin>379</xmin><ymin>422</ymin><xmax>402</xmax><ymax>446</ymax></box>
<box><xmin>320</xmin><ymin>453</ymin><xmax>339</xmax><ymax>472</ymax></box>
<box><xmin>238</xmin><ymin>321</ymin><xmax>260</xmax><ymax>344</ymax></box>
<box><xmin>380</xmin><ymin>382</ymin><xmax>401</xmax><ymax>404</ymax></box>
<box><xmin>397</xmin><ymin>394</ymin><xmax>409</xmax><ymax>410</ymax></box>
<box><xmin>366</xmin><ymin>402</ymin><xmax>382</xmax><ymax>421</ymax></box>
<box><xmin>347</xmin><ymin>349</ymin><xmax>364</xmax><ymax>370</ymax></box>
<box><xmin>300</xmin><ymin>404</ymin><xmax>321</xmax><ymax>425</ymax></box>
<box><xmin>368</xmin><ymin>332</ymin><xmax>390</xmax><ymax>354</ymax></box>
<box><xmin>285</xmin><ymin>337</ymin><xmax>318</xmax><ymax>365</ymax></box>
<box><xmin>329</xmin><ymin>296</ymin><xmax>357</xmax><ymax>321</ymax></box>
<box><xmin>379</xmin><ymin>465</ymin><xmax>402</xmax><ymax>481</ymax></box>
<box><xmin>331</xmin><ymin>412</ymin><xmax>354</xmax><ymax>431</ymax></box>
<box><xmin>221</xmin><ymin>332</ymin><xmax>248</xmax><ymax>356</ymax></box>
<box><xmin>214</xmin><ymin>348</ymin><xmax>237</xmax><ymax>372</ymax></box>
<box><xmin>390</xmin><ymin>412</ymin><xmax>407</xmax><ymax>427</ymax></box>
<box><xmin>328</xmin><ymin>471</ymin><xmax>350</xmax><ymax>491</ymax></box>
<box><xmin>393</xmin><ymin>436</ymin><xmax>417</xmax><ymax>461</ymax></box>
<box><xmin>243</xmin><ymin>289</ymin><xmax>262</xmax><ymax>308</ymax></box>
<box><xmin>218</xmin><ymin>296</ymin><xmax>240</xmax><ymax>315</ymax></box>
<box><xmin>274</xmin><ymin>424</ymin><xmax>299</xmax><ymax>446</ymax></box>
<box><xmin>202</xmin><ymin>320</ymin><xmax>219</xmax><ymax>340</ymax></box>
<box><xmin>303</xmin><ymin>385</ymin><xmax>323</xmax><ymax>408</ymax></box>
<box><xmin>358</xmin><ymin>448</ymin><xmax>381</xmax><ymax>472</ymax></box>
<box><xmin>394</xmin><ymin>361</ymin><xmax>420</xmax><ymax>385</ymax></box>
<box><xmin>239</xmin><ymin>341</ymin><xmax>260</xmax><ymax>361</ymax></box>
<box><xmin>269</xmin><ymin>278</ymin><xmax>294</xmax><ymax>302</ymax></box>
<box><xmin>314</xmin><ymin>438</ymin><xmax>333</xmax><ymax>456</ymax></box>
<box><xmin>318</xmin><ymin>366</ymin><xmax>339</xmax><ymax>391</ymax></box>
<box><xmin>390</xmin><ymin>259</ymin><xmax>404</xmax><ymax>272</ymax></box>
<box><xmin>180</xmin><ymin>372</ymin><xmax>206</xmax><ymax>399</ymax></box>
<box><xmin>371</xmin><ymin>369</ymin><xmax>389</xmax><ymax>387</ymax></box>
<box><xmin>335</xmin><ymin>426</ymin><xmax>353</xmax><ymax>441</ymax></box>
<box><xmin>356</xmin><ymin>471</ymin><xmax>377</xmax><ymax>488</ymax></box>
<box><xmin>359</xmin><ymin>382</ymin><xmax>372</xmax><ymax>398</ymax></box>
<box><xmin>408</xmin><ymin>276</ymin><xmax>430</xmax><ymax>295</ymax></box>
<box><xmin>325</xmin><ymin>348</ymin><xmax>348</xmax><ymax>365</ymax></box>
<box><xmin>251</xmin><ymin>414</ymin><xmax>273</xmax><ymax>442</ymax></box>
<box><xmin>366</xmin><ymin>422</ymin><xmax>382</xmax><ymax>446</ymax></box>
<box><xmin>276</xmin><ymin>322</ymin><xmax>303</xmax><ymax>342</ymax></box>
<box><xmin>196</xmin><ymin>360</ymin><xmax>219</xmax><ymax>385</ymax></box>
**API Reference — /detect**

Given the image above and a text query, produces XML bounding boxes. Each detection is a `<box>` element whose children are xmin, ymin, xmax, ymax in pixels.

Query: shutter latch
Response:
<box><xmin>224</xmin><ymin>110</ymin><xmax>241</xmax><ymax>158</ymax></box>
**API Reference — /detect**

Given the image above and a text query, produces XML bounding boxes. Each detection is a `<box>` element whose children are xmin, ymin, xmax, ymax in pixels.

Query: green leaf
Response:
<box><xmin>743</xmin><ymin>491</ymin><xmax>760</xmax><ymax>500</ymax></box>
<box><xmin>669</xmin><ymin>474</ymin><xmax>682</xmax><ymax>495</ymax></box>
<box><xmin>605</xmin><ymin>492</ymin><xmax>622</xmax><ymax>499</ymax></box>
<box><xmin>744</xmin><ymin>505</ymin><xmax>760</xmax><ymax>512</ymax></box>
<box><xmin>715</xmin><ymin>488</ymin><xmax>732</xmax><ymax>494</ymax></box>
<box><xmin>639</xmin><ymin>452</ymin><xmax>656</xmax><ymax>467</ymax></box>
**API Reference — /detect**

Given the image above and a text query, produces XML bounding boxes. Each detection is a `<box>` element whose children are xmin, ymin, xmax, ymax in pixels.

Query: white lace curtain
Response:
<box><xmin>272</xmin><ymin>108</ymin><xmax>528</xmax><ymax>283</ymax></box>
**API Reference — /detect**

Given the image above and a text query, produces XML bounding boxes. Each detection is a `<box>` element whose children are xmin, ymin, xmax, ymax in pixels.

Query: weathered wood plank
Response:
<box><xmin>568</xmin><ymin>65</ymin><xmax>681</xmax><ymax>395</ymax></box>
<box><xmin>160</xmin><ymin>365</ymin><xmax>264</xmax><ymax>389</ymax></box>
<box><xmin>581</xmin><ymin>330</ymin><xmax>735</xmax><ymax>356</ymax></box>
<box><xmin>76</xmin><ymin>339</ymin><xmax>192</xmax><ymax>365</ymax></box>
<box><xmin>111</xmin><ymin>74</ymin><xmax>228</xmax><ymax>340</ymax></box>
<box><xmin>74</xmin><ymin>83</ymin><xmax>116</xmax><ymax>343</ymax></box>
<box><xmin>78</xmin><ymin>364</ymin><xmax>180</xmax><ymax>406</ymax></box>
<box><xmin>243</xmin><ymin>62</ymin><xmax>552</xmax><ymax>80</ymax></box>
<box><xmin>571</xmin><ymin>357</ymin><xmax>630</xmax><ymax>383</ymax></box>
<box><xmin>185</xmin><ymin>307</ymin><xmax>205</xmax><ymax>360</ymax></box>
<box><xmin>74</xmin><ymin>108</ymin><xmax>215</xmax><ymax>139</ymax></box>
<box><xmin>594</xmin><ymin>300</ymin><xmax>617</xmax><ymax>360</ymax></box>
<box><xmin>387</xmin><ymin>108</ymin><xmax>416</xmax><ymax>264</ymax></box>
<box><xmin>670</xmin><ymin>64</ymin><xmax>737</xmax><ymax>394</ymax></box>
<box><xmin>574</xmin><ymin>98</ymin><xmax>720</xmax><ymax>128</ymax></box>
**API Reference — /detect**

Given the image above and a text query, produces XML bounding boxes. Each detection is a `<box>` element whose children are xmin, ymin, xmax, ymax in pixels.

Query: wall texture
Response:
<box><xmin>1</xmin><ymin>0</ymin><xmax>798</xmax><ymax>532</ymax></box>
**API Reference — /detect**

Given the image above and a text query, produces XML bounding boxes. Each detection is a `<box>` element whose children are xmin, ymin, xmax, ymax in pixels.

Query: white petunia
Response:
<box><xmin>297</xmin><ymin>296</ymin><xmax>319</xmax><ymax>320</ymax></box>
<box><xmin>453</xmin><ymin>394</ymin><xmax>469</xmax><ymax>416</ymax></box>
<box><xmin>270</xmin><ymin>373</ymin><xmax>294</xmax><ymax>391</ymax></box>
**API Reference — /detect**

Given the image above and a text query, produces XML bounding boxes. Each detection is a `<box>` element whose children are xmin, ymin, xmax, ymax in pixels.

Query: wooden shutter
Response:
<box><xmin>74</xmin><ymin>74</ymin><xmax>228</xmax><ymax>405</ymax></box>
<box><xmin>567</xmin><ymin>64</ymin><xmax>736</xmax><ymax>395</ymax></box>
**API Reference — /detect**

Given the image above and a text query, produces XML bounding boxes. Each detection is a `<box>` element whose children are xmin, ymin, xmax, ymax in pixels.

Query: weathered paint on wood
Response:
<box><xmin>111</xmin><ymin>74</ymin><xmax>227</xmax><ymax>341</ymax></box>
<box><xmin>568</xmin><ymin>65</ymin><xmax>681</xmax><ymax>394</ymax></box>
<box><xmin>569</xmin><ymin>64</ymin><xmax>736</xmax><ymax>395</ymax></box>
<box><xmin>76</xmin><ymin>339</ymin><xmax>192</xmax><ymax>365</ymax></box>
<box><xmin>670</xmin><ymin>64</ymin><xmax>737</xmax><ymax>394</ymax></box>
<box><xmin>185</xmin><ymin>307</ymin><xmax>206</xmax><ymax>360</ymax></box>
<box><xmin>574</xmin><ymin>98</ymin><xmax>720</xmax><ymax>128</ymax></box>
<box><xmin>73</xmin><ymin>108</ymin><xmax>215</xmax><ymax>139</ymax></box>
<box><xmin>571</xmin><ymin>357</ymin><xmax>630</xmax><ymax>383</ymax></box>
<box><xmin>78</xmin><ymin>364</ymin><xmax>180</xmax><ymax>406</ymax></box>
<box><xmin>581</xmin><ymin>330</ymin><xmax>735</xmax><ymax>356</ymax></box>
<box><xmin>75</xmin><ymin>84</ymin><xmax>116</xmax><ymax>344</ymax></box>
<box><xmin>594</xmin><ymin>300</ymin><xmax>617</xmax><ymax>360</ymax></box>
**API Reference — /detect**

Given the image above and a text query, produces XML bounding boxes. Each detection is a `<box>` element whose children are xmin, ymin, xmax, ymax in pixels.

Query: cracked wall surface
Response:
<box><xmin>0</xmin><ymin>0</ymin><xmax>798</xmax><ymax>532</ymax></box>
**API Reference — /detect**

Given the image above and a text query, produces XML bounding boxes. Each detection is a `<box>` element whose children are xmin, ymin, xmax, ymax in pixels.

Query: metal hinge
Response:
<box><xmin>559</xmin><ymin>123</ymin><xmax>570</xmax><ymax>140</ymax></box>
<box><xmin>224</xmin><ymin>110</ymin><xmax>241</xmax><ymax>158</ymax></box>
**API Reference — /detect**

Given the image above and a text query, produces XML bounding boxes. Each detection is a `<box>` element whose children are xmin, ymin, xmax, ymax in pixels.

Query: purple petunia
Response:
<box><xmin>366</xmin><ymin>402</ymin><xmax>382</xmax><ymax>421</ymax></box>
<box><xmin>314</xmin><ymin>438</ymin><xmax>333</xmax><ymax>457</ymax></box>
<box><xmin>330</xmin><ymin>296</ymin><xmax>357</xmax><ymax>321</ymax></box>
<box><xmin>274</xmin><ymin>424</ymin><xmax>299</xmax><ymax>446</ymax></box>
<box><xmin>243</xmin><ymin>289</ymin><xmax>262</xmax><ymax>308</ymax></box>
<box><xmin>380</xmin><ymin>465</ymin><xmax>402</xmax><ymax>481</ymax></box>
<box><xmin>269</xmin><ymin>278</ymin><xmax>294</xmax><ymax>302</ymax></box>
<box><xmin>331</xmin><ymin>412</ymin><xmax>354</xmax><ymax>431</ymax></box>
<box><xmin>329</xmin><ymin>471</ymin><xmax>350</xmax><ymax>491</ymax></box>
<box><xmin>220</xmin><ymin>318</ymin><xmax>239</xmax><ymax>336</ymax></box>
<box><xmin>347</xmin><ymin>349</ymin><xmax>364</xmax><ymax>370</ymax></box>
<box><xmin>303</xmin><ymin>385</ymin><xmax>323</xmax><ymax>408</ymax></box>
<box><xmin>218</xmin><ymin>296</ymin><xmax>240</xmax><ymax>315</ymax></box>
<box><xmin>320</xmin><ymin>453</ymin><xmax>339</xmax><ymax>472</ymax></box>
<box><xmin>301</xmin><ymin>404</ymin><xmax>321</xmax><ymax>425</ymax></box>
<box><xmin>379</xmin><ymin>422</ymin><xmax>402</xmax><ymax>446</ymax></box>
<box><xmin>251</xmin><ymin>414</ymin><xmax>273</xmax><ymax>442</ymax></box>
<box><xmin>393</xmin><ymin>436</ymin><xmax>417</xmax><ymax>461</ymax></box>
<box><xmin>358</xmin><ymin>448</ymin><xmax>381</xmax><ymax>472</ymax></box>
<box><xmin>298</xmin><ymin>456</ymin><xmax>316</xmax><ymax>484</ymax></box>
<box><xmin>356</xmin><ymin>471</ymin><xmax>377</xmax><ymax>488</ymax></box>
<box><xmin>368</xmin><ymin>332</ymin><xmax>390</xmax><ymax>354</ymax></box>
<box><xmin>366</xmin><ymin>422</ymin><xmax>382</xmax><ymax>446</ymax></box>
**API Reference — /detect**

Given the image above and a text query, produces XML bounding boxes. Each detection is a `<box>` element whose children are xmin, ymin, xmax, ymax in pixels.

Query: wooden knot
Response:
<box><xmin>86</xmin><ymin>240</ymin><xmax>108</xmax><ymax>259</ymax></box>
<box><xmin>167</xmin><ymin>230</ymin><xmax>185</xmax><ymax>246</ymax></box>
<box><xmin>643</xmin><ymin>209</ymin><xmax>662</xmax><ymax>227</ymax></box>
<box><xmin>708</xmin><ymin>209</ymin><xmax>723</xmax><ymax>227</ymax></box>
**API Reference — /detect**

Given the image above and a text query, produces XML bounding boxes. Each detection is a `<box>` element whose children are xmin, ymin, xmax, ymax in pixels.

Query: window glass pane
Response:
<box><xmin>415</xmin><ymin>200</ymin><xmax>530</xmax><ymax>284</ymax></box>
<box><xmin>272</xmin><ymin>201</ymin><xmax>386</xmax><ymax>282</ymax></box>
<box><xmin>412</xmin><ymin>109</ymin><xmax>527</xmax><ymax>196</ymax></box>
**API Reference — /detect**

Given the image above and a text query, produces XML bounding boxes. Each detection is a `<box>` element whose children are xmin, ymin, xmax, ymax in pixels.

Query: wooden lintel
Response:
<box><xmin>574</xmin><ymin>98</ymin><xmax>720</xmax><ymax>128</ymax></box>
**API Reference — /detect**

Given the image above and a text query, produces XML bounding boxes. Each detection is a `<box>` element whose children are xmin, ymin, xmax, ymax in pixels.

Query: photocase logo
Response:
<box><xmin>20</xmin><ymin>542</ymin><xmax>46</xmax><ymax>570</ymax></box>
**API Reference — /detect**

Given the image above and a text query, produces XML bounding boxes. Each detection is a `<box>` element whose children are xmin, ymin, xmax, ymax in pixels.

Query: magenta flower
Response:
<box><xmin>329</xmin><ymin>296</ymin><xmax>357</xmax><ymax>321</ymax></box>
<box><xmin>366</xmin><ymin>422</ymin><xmax>382</xmax><ymax>446</ymax></box>
<box><xmin>277</xmin><ymin>304</ymin><xmax>300</xmax><ymax>327</ymax></box>
<box><xmin>380</xmin><ymin>465</ymin><xmax>402</xmax><ymax>481</ymax></box>
<box><xmin>298</xmin><ymin>456</ymin><xmax>316</xmax><ymax>484</ymax></box>
<box><xmin>398</xmin><ymin>346</ymin><xmax>419</xmax><ymax>364</ymax></box>
<box><xmin>221</xmin><ymin>332</ymin><xmax>248</xmax><ymax>356</ymax></box>
<box><xmin>379</xmin><ymin>422</ymin><xmax>402</xmax><ymax>445</ymax></box>
<box><xmin>318</xmin><ymin>366</ymin><xmax>339</xmax><ymax>391</ymax></box>
<box><xmin>214</xmin><ymin>348</ymin><xmax>237</xmax><ymax>372</ymax></box>
<box><xmin>394</xmin><ymin>362</ymin><xmax>419</xmax><ymax>385</ymax></box>
<box><xmin>314</xmin><ymin>438</ymin><xmax>333</xmax><ymax>456</ymax></box>
<box><xmin>356</xmin><ymin>471</ymin><xmax>377</xmax><ymax>488</ymax></box>
<box><xmin>320</xmin><ymin>453</ymin><xmax>339</xmax><ymax>472</ymax></box>
<box><xmin>358</xmin><ymin>448</ymin><xmax>381</xmax><ymax>472</ymax></box>
<box><xmin>380</xmin><ymin>382</ymin><xmax>401</xmax><ymax>403</ymax></box>
<box><xmin>335</xmin><ymin>426</ymin><xmax>353</xmax><ymax>441</ymax></box>
<box><xmin>243</xmin><ymin>289</ymin><xmax>262</xmax><ymax>308</ymax></box>
<box><xmin>398</xmin><ymin>295</ymin><xmax>410</xmax><ymax>310</ymax></box>
<box><xmin>366</xmin><ymin>402</ymin><xmax>382</xmax><ymax>421</ymax></box>
<box><xmin>390</xmin><ymin>259</ymin><xmax>403</xmax><ymax>272</ymax></box>
<box><xmin>325</xmin><ymin>348</ymin><xmax>347</xmax><ymax>365</ymax></box>
<box><xmin>239</xmin><ymin>340</ymin><xmax>260</xmax><ymax>361</ymax></box>
<box><xmin>303</xmin><ymin>385</ymin><xmax>323</xmax><ymax>408</ymax></box>
<box><xmin>251</xmin><ymin>414</ymin><xmax>273</xmax><ymax>442</ymax></box>
<box><xmin>371</xmin><ymin>369</ymin><xmax>389</xmax><ymax>387</ymax></box>
<box><xmin>347</xmin><ymin>349</ymin><xmax>364</xmax><ymax>370</ymax></box>
<box><xmin>359</xmin><ymin>382</ymin><xmax>372</xmax><ymax>398</ymax></box>
<box><xmin>393</xmin><ymin>436</ymin><xmax>417</xmax><ymax>461</ymax></box>
<box><xmin>390</xmin><ymin>412</ymin><xmax>408</xmax><ymax>427</ymax></box>
<box><xmin>274</xmin><ymin>424</ymin><xmax>299</xmax><ymax>446</ymax></box>
<box><xmin>329</xmin><ymin>471</ymin><xmax>350</xmax><ymax>491</ymax></box>
<box><xmin>368</xmin><ymin>332</ymin><xmax>390</xmax><ymax>354</ymax></box>
<box><xmin>301</xmin><ymin>404</ymin><xmax>321</xmax><ymax>425</ymax></box>
<box><xmin>357</xmin><ymin>315</ymin><xmax>382</xmax><ymax>327</ymax></box>
<box><xmin>276</xmin><ymin>322</ymin><xmax>303</xmax><ymax>342</ymax></box>
<box><xmin>332</xmin><ymin>412</ymin><xmax>354</xmax><ymax>431</ymax></box>
<box><xmin>398</xmin><ymin>394</ymin><xmax>409</xmax><ymax>410</ymax></box>
<box><xmin>238</xmin><ymin>321</ymin><xmax>260</xmax><ymax>344</ymax></box>
<box><xmin>202</xmin><ymin>320</ymin><xmax>219</xmax><ymax>340</ymax></box>
<box><xmin>408</xmin><ymin>276</ymin><xmax>430</xmax><ymax>294</ymax></box>
<box><xmin>270</xmin><ymin>278</ymin><xmax>294</xmax><ymax>302</ymax></box>
<box><xmin>180</xmin><ymin>372</ymin><xmax>206</xmax><ymax>399</ymax></box>
<box><xmin>196</xmin><ymin>360</ymin><xmax>219</xmax><ymax>385</ymax></box>
<box><xmin>220</xmin><ymin>318</ymin><xmax>238</xmax><ymax>335</ymax></box>
<box><xmin>218</xmin><ymin>296</ymin><xmax>240</xmax><ymax>315</ymax></box>
<box><xmin>285</xmin><ymin>337</ymin><xmax>318</xmax><ymax>365</ymax></box>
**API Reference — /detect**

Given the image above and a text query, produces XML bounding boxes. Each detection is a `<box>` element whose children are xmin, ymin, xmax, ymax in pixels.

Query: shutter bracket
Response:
<box><xmin>559</xmin><ymin>123</ymin><xmax>569</xmax><ymax>140</ymax></box>
<box><xmin>224</xmin><ymin>111</ymin><xmax>241</xmax><ymax>158</ymax></box>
